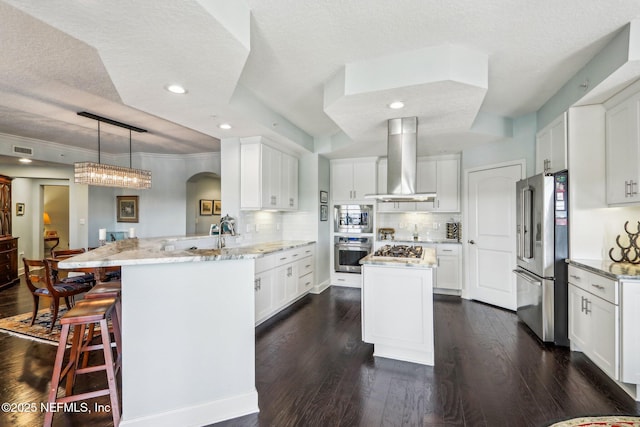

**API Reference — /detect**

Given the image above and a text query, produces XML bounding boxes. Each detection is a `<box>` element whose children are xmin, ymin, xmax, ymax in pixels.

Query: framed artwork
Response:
<box><xmin>213</xmin><ymin>200</ymin><xmax>222</xmax><ymax>215</ymax></box>
<box><xmin>117</xmin><ymin>195</ymin><xmax>139</xmax><ymax>223</ymax></box>
<box><xmin>320</xmin><ymin>190</ymin><xmax>328</xmax><ymax>204</ymax></box>
<box><xmin>16</xmin><ymin>202</ymin><xmax>25</xmax><ymax>216</ymax></box>
<box><xmin>200</xmin><ymin>199</ymin><xmax>213</xmax><ymax>216</ymax></box>
<box><xmin>320</xmin><ymin>204</ymin><xmax>328</xmax><ymax>221</ymax></box>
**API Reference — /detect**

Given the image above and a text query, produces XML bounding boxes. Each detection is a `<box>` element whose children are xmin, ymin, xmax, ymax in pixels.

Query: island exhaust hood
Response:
<box><xmin>365</xmin><ymin>117</ymin><xmax>436</xmax><ymax>202</ymax></box>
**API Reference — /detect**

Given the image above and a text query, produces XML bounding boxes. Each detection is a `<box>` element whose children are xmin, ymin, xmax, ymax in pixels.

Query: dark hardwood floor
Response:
<box><xmin>1</xmin><ymin>278</ymin><xmax>639</xmax><ymax>426</ymax></box>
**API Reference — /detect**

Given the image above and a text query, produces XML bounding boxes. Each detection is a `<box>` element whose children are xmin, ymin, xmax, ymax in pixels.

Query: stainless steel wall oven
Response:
<box><xmin>334</xmin><ymin>236</ymin><xmax>372</xmax><ymax>274</ymax></box>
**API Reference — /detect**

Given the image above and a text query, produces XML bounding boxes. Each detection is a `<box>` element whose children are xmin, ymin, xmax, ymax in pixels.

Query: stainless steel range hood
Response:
<box><xmin>365</xmin><ymin>117</ymin><xmax>436</xmax><ymax>202</ymax></box>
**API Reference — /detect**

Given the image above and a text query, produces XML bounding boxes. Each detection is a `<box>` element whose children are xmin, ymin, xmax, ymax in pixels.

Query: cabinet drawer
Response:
<box><xmin>297</xmin><ymin>257</ymin><xmax>314</xmax><ymax>277</ymax></box>
<box><xmin>0</xmin><ymin>238</ymin><xmax>17</xmax><ymax>252</ymax></box>
<box><xmin>298</xmin><ymin>271</ymin><xmax>314</xmax><ymax>293</ymax></box>
<box><xmin>275</xmin><ymin>250</ymin><xmax>293</xmax><ymax>266</ymax></box>
<box><xmin>568</xmin><ymin>265</ymin><xmax>618</xmax><ymax>305</ymax></box>
<box><xmin>255</xmin><ymin>253</ymin><xmax>276</xmax><ymax>274</ymax></box>
<box><xmin>436</xmin><ymin>244</ymin><xmax>460</xmax><ymax>256</ymax></box>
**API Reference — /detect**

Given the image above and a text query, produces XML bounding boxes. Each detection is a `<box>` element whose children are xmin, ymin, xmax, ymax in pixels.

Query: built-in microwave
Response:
<box><xmin>334</xmin><ymin>204</ymin><xmax>373</xmax><ymax>234</ymax></box>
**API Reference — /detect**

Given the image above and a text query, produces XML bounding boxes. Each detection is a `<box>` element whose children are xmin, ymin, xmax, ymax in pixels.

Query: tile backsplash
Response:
<box><xmin>376</xmin><ymin>212</ymin><xmax>462</xmax><ymax>241</ymax></box>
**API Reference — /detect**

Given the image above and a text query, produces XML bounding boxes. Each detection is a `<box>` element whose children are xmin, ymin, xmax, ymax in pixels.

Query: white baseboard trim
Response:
<box><xmin>120</xmin><ymin>390</ymin><xmax>259</xmax><ymax>427</ymax></box>
<box><xmin>310</xmin><ymin>279</ymin><xmax>330</xmax><ymax>294</ymax></box>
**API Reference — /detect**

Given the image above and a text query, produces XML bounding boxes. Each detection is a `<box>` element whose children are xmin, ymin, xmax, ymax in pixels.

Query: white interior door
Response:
<box><xmin>466</xmin><ymin>163</ymin><xmax>523</xmax><ymax>310</ymax></box>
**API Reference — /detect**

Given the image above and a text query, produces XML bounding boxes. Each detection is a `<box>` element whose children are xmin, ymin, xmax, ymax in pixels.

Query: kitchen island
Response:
<box><xmin>360</xmin><ymin>246</ymin><xmax>437</xmax><ymax>366</ymax></box>
<box><xmin>60</xmin><ymin>236</ymin><xmax>314</xmax><ymax>427</ymax></box>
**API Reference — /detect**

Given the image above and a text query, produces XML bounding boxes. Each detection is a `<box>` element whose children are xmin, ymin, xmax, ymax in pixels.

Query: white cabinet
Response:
<box><xmin>606</xmin><ymin>94</ymin><xmax>640</xmax><ymax>205</ymax></box>
<box><xmin>376</xmin><ymin>155</ymin><xmax>459</xmax><ymax>213</ymax></box>
<box><xmin>331</xmin><ymin>158</ymin><xmax>377</xmax><ymax>201</ymax></box>
<box><xmin>568</xmin><ymin>265</ymin><xmax>619</xmax><ymax>380</ymax></box>
<box><xmin>535</xmin><ymin>112</ymin><xmax>567</xmax><ymax>174</ymax></box>
<box><xmin>435</xmin><ymin>244</ymin><xmax>461</xmax><ymax>291</ymax></box>
<box><xmin>432</xmin><ymin>158</ymin><xmax>460</xmax><ymax>212</ymax></box>
<box><xmin>241</xmin><ymin>141</ymin><xmax>298</xmax><ymax>211</ymax></box>
<box><xmin>281</xmin><ymin>152</ymin><xmax>298</xmax><ymax>210</ymax></box>
<box><xmin>621</xmin><ymin>280</ymin><xmax>640</xmax><ymax>383</ymax></box>
<box><xmin>362</xmin><ymin>263</ymin><xmax>434</xmax><ymax>365</ymax></box>
<box><xmin>254</xmin><ymin>244</ymin><xmax>315</xmax><ymax>325</ymax></box>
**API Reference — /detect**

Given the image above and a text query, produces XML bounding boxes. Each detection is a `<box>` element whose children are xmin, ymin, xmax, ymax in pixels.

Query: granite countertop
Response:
<box><xmin>360</xmin><ymin>247</ymin><xmax>437</xmax><ymax>268</ymax></box>
<box><xmin>568</xmin><ymin>258</ymin><xmax>640</xmax><ymax>280</ymax></box>
<box><xmin>59</xmin><ymin>236</ymin><xmax>315</xmax><ymax>268</ymax></box>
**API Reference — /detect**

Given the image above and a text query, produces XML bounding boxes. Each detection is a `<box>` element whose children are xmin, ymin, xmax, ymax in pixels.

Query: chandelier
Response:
<box><xmin>74</xmin><ymin>112</ymin><xmax>152</xmax><ymax>189</ymax></box>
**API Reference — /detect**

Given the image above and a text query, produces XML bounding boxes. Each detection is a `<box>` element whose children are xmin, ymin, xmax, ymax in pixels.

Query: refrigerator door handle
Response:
<box><xmin>513</xmin><ymin>268</ymin><xmax>542</xmax><ymax>286</ymax></box>
<box><xmin>522</xmin><ymin>186</ymin><xmax>534</xmax><ymax>260</ymax></box>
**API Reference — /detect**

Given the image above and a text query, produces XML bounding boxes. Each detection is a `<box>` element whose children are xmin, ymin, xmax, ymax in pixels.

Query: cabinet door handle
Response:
<box><xmin>442</xmin><ymin>249</ymin><xmax>453</xmax><ymax>252</ymax></box>
<box><xmin>254</xmin><ymin>278</ymin><xmax>259</xmax><ymax>291</ymax></box>
<box><xmin>580</xmin><ymin>296</ymin><xmax>585</xmax><ymax>313</ymax></box>
<box><xmin>437</xmin><ymin>257</ymin><xmax>440</xmax><ymax>267</ymax></box>
<box><xmin>585</xmin><ymin>298</ymin><xmax>592</xmax><ymax>315</ymax></box>
<box><xmin>632</xmin><ymin>180</ymin><xmax>638</xmax><ymax>196</ymax></box>
<box><xmin>625</xmin><ymin>180</ymin><xmax>631</xmax><ymax>197</ymax></box>
<box><xmin>591</xmin><ymin>283</ymin><xmax>605</xmax><ymax>291</ymax></box>
<box><xmin>570</xmin><ymin>274</ymin><xmax>581</xmax><ymax>281</ymax></box>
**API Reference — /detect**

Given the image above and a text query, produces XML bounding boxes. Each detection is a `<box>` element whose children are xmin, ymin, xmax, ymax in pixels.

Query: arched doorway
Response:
<box><xmin>186</xmin><ymin>172</ymin><xmax>221</xmax><ymax>236</ymax></box>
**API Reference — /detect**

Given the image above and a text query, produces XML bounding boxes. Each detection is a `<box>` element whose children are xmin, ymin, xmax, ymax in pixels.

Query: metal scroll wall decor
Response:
<box><xmin>609</xmin><ymin>221</ymin><xmax>640</xmax><ymax>263</ymax></box>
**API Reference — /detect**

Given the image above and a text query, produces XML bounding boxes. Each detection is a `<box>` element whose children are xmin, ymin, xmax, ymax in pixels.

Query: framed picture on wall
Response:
<box><xmin>320</xmin><ymin>190</ymin><xmax>328</xmax><ymax>204</ymax></box>
<box><xmin>320</xmin><ymin>204</ymin><xmax>328</xmax><ymax>221</ymax></box>
<box><xmin>200</xmin><ymin>199</ymin><xmax>213</xmax><ymax>216</ymax></box>
<box><xmin>117</xmin><ymin>195</ymin><xmax>139</xmax><ymax>223</ymax></box>
<box><xmin>213</xmin><ymin>200</ymin><xmax>221</xmax><ymax>215</ymax></box>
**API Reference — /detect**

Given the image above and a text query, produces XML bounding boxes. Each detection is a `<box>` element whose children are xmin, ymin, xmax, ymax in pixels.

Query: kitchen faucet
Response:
<box><xmin>217</xmin><ymin>214</ymin><xmax>236</xmax><ymax>249</ymax></box>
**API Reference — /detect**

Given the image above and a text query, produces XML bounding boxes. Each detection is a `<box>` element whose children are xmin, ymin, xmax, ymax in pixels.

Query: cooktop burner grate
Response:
<box><xmin>373</xmin><ymin>244</ymin><xmax>423</xmax><ymax>259</ymax></box>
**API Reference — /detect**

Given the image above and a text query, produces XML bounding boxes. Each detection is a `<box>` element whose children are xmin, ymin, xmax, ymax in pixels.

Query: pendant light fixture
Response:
<box><xmin>74</xmin><ymin>111</ymin><xmax>152</xmax><ymax>189</ymax></box>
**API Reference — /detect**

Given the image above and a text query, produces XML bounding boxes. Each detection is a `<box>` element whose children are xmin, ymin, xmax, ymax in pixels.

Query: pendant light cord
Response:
<box><xmin>129</xmin><ymin>129</ymin><xmax>132</xmax><ymax>168</ymax></box>
<box><xmin>98</xmin><ymin>121</ymin><xmax>101</xmax><ymax>164</ymax></box>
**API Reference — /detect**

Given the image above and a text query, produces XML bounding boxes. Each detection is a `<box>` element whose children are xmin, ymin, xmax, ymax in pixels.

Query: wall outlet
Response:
<box><xmin>246</xmin><ymin>224</ymin><xmax>252</xmax><ymax>233</ymax></box>
<box><xmin>79</xmin><ymin>218</ymin><xmax>85</xmax><ymax>225</ymax></box>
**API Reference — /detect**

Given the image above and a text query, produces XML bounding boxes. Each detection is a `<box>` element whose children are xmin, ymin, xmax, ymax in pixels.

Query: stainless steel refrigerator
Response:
<box><xmin>513</xmin><ymin>170</ymin><xmax>569</xmax><ymax>346</ymax></box>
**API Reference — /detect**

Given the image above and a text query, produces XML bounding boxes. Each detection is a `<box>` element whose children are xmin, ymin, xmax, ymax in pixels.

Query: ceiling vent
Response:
<box><xmin>12</xmin><ymin>145</ymin><xmax>33</xmax><ymax>156</ymax></box>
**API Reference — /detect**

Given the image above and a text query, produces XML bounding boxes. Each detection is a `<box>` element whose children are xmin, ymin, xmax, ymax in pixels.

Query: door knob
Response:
<box><xmin>468</xmin><ymin>240</ymin><xmax>476</xmax><ymax>244</ymax></box>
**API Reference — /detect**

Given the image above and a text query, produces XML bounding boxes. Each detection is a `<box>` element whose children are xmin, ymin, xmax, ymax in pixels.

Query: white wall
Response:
<box><xmin>462</xmin><ymin>113</ymin><xmax>537</xmax><ymax>178</ymax></box>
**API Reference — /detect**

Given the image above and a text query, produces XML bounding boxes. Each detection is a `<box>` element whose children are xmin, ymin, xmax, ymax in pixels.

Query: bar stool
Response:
<box><xmin>44</xmin><ymin>297</ymin><xmax>122</xmax><ymax>427</ymax></box>
<box><xmin>81</xmin><ymin>281</ymin><xmax>122</xmax><ymax>370</ymax></box>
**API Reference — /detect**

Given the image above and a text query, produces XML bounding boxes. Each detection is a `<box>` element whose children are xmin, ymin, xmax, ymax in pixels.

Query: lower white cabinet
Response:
<box><xmin>568</xmin><ymin>283</ymin><xmax>618</xmax><ymax>379</ymax></box>
<box><xmin>254</xmin><ymin>244</ymin><xmax>315</xmax><ymax>325</ymax></box>
<box><xmin>435</xmin><ymin>244</ymin><xmax>461</xmax><ymax>291</ymax></box>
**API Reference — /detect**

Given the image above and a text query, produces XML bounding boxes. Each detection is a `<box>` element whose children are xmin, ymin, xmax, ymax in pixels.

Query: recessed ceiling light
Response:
<box><xmin>19</xmin><ymin>158</ymin><xmax>32</xmax><ymax>164</ymax></box>
<box><xmin>389</xmin><ymin>101</ymin><xmax>405</xmax><ymax>109</ymax></box>
<box><xmin>219</xmin><ymin>123</ymin><xmax>232</xmax><ymax>130</ymax></box>
<box><xmin>165</xmin><ymin>84</ymin><xmax>187</xmax><ymax>94</ymax></box>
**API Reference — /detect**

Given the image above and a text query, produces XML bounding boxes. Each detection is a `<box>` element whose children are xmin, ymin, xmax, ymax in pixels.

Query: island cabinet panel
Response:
<box><xmin>362</xmin><ymin>264</ymin><xmax>434</xmax><ymax>366</ymax></box>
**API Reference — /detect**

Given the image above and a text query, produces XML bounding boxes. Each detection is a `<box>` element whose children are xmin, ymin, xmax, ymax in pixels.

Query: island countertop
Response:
<box><xmin>360</xmin><ymin>247</ymin><xmax>437</xmax><ymax>268</ymax></box>
<box><xmin>59</xmin><ymin>236</ymin><xmax>316</xmax><ymax>268</ymax></box>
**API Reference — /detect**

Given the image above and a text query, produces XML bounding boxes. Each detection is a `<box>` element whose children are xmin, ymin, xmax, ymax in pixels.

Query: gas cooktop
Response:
<box><xmin>373</xmin><ymin>244</ymin><xmax>424</xmax><ymax>259</ymax></box>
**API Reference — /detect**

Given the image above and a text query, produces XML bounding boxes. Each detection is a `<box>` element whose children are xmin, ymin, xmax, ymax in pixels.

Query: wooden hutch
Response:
<box><xmin>0</xmin><ymin>174</ymin><xmax>18</xmax><ymax>290</ymax></box>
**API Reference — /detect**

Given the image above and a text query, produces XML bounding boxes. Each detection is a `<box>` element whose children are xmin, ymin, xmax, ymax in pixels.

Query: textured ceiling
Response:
<box><xmin>1</xmin><ymin>0</ymin><xmax>640</xmax><ymax>158</ymax></box>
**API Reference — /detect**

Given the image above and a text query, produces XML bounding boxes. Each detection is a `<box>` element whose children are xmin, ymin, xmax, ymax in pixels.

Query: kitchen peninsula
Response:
<box><xmin>360</xmin><ymin>245</ymin><xmax>437</xmax><ymax>366</ymax></box>
<box><xmin>60</xmin><ymin>236</ymin><xmax>314</xmax><ymax>427</ymax></box>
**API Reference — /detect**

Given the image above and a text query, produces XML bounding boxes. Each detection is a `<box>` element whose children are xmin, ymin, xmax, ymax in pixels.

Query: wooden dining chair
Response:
<box><xmin>51</xmin><ymin>248</ymin><xmax>85</xmax><ymax>259</ymax></box>
<box><xmin>22</xmin><ymin>259</ymin><xmax>93</xmax><ymax>333</ymax></box>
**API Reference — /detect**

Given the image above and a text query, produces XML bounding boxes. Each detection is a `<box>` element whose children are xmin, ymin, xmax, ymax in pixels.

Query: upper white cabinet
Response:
<box><xmin>240</xmin><ymin>140</ymin><xmax>298</xmax><ymax>211</ymax></box>
<box><xmin>606</xmin><ymin>93</ymin><xmax>640</xmax><ymax>205</ymax></box>
<box><xmin>535</xmin><ymin>112</ymin><xmax>567</xmax><ymax>174</ymax></box>
<box><xmin>376</xmin><ymin>155</ymin><xmax>459</xmax><ymax>213</ymax></box>
<box><xmin>330</xmin><ymin>158</ymin><xmax>377</xmax><ymax>201</ymax></box>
